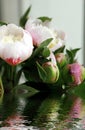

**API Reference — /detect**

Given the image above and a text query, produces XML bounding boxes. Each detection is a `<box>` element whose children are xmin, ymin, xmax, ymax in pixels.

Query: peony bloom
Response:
<box><xmin>0</xmin><ymin>24</ymin><xmax>33</xmax><ymax>65</ymax></box>
<box><xmin>63</xmin><ymin>63</ymin><xmax>85</xmax><ymax>86</ymax></box>
<box><xmin>25</xmin><ymin>18</ymin><xmax>64</xmax><ymax>51</ymax></box>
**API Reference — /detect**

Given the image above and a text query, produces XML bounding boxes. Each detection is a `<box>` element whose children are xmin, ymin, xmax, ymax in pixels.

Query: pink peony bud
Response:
<box><xmin>63</xmin><ymin>63</ymin><xmax>85</xmax><ymax>86</ymax></box>
<box><xmin>55</xmin><ymin>53</ymin><xmax>67</xmax><ymax>67</ymax></box>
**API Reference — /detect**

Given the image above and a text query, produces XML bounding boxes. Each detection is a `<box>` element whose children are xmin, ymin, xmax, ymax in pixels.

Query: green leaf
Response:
<box><xmin>38</xmin><ymin>16</ymin><xmax>52</xmax><ymax>22</ymax></box>
<box><xmin>41</xmin><ymin>47</ymin><xmax>50</xmax><ymax>58</ymax></box>
<box><xmin>66</xmin><ymin>49</ymin><xmax>74</xmax><ymax>63</ymax></box>
<box><xmin>54</xmin><ymin>45</ymin><xmax>65</xmax><ymax>54</ymax></box>
<box><xmin>36</xmin><ymin>62</ymin><xmax>47</xmax><ymax>81</ymax></box>
<box><xmin>71</xmin><ymin>82</ymin><xmax>85</xmax><ymax>99</ymax></box>
<box><xmin>66</xmin><ymin>48</ymin><xmax>80</xmax><ymax>63</ymax></box>
<box><xmin>0</xmin><ymin>21</ymin><xmax>7</xmax><ymax>26</ymax></box>
<box><xmin>71</xmin><ymin>48</ymin><xmax>81</xmax><ymax>57</ymax></box>
<box><xmin>32</xmin><ymin>38</ymin><xmax>53</xmax><ymax>58</ymax></box>
<box><xmin>19</xmin><ymin>5</ymin><xmax>31</xmax><ymax>27</ymax></box>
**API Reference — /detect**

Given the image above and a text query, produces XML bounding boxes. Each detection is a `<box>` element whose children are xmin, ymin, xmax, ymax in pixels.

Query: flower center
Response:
<box><xmin>48</xmin><ymin>39</ymin><xmax>59</xmax><ymax>49</ymax></box>
<box><xmin>2</xmin><ymin>34</ymin><xmax>22</xmax><ymax>44</ymax></box>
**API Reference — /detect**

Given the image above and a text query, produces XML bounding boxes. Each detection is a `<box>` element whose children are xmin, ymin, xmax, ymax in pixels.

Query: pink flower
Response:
<box><xmin>0</xmin><ymin>24</ymin><xmax>33</xmax><ymax>65</ymax></box>
<box><xmin>25</xmin><ymin>18</ymin><xmax>53</xmax><ymax>46</ymax></box>
<box><xmin>25</xmin><ymin>18</ymin><xmax>64</xmax><ymax>51</ymax></box>
<box><xmin>63</xmin><ymin>63</ymin><xmax>85</xmax><ymax>86</ymax></box>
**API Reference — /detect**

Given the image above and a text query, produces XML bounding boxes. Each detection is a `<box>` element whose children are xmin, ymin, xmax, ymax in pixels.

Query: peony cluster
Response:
<box><xmin>0</xmin><ymin>15</ymin><xmax>85</xmax><ymax>89</ymax></box>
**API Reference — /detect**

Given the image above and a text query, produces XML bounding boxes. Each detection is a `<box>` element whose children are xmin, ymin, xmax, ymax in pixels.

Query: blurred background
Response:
<box><xmin>0</xmin><ymin>0</ymin><xmax>84</xmax><ymax>64</ymax></box>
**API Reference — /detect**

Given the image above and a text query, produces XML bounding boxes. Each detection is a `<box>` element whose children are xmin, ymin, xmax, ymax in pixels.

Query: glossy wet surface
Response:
<box><xmin>0</xmin><ymin>86</ymin><xmax>85</xmax><ymax>130</ymax></box>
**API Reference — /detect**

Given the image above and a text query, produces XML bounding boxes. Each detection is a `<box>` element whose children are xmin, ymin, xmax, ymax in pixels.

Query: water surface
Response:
<box><xmin>0</xmin><ymin>86</ymin><xmax>85</xmax><ymax>130</ymax></box>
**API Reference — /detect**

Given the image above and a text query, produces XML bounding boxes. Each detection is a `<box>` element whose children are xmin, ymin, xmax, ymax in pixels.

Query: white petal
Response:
<box><xmin>48</xmin><ymin>38</ymin><xmax>64</xmax><ymax>52</ymax></box>
<box><xmin>47</xmin><ymin>52</ymin><xmax>56</xmax><ymax>65</ymax></box>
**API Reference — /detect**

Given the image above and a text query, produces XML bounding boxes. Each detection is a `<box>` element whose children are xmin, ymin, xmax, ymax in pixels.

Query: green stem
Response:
<box><xmin>10</xmin><ymin>65</ymin><xmax>16</xmax><ymax>88</ymax></box>
<box><xmin>0</xmin><ymin>76</ymin><xmax>4</xmax><ymax>95</ymax></box>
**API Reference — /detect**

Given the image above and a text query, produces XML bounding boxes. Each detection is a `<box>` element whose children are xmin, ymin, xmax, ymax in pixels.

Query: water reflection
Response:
<box><xmin>0</xmin><ymin>90</ymin><xmax>85</xmax><ymax>130</ymax></box>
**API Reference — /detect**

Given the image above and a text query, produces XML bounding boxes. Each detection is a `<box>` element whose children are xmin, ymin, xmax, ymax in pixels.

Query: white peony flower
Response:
<box><xmin>25</xmin><ymin>18</ymin><xmax>65</xmax><ymax>52</ymax></box>
<box><xmin>25</xmin><ymin>18</ymin><xmax>55</xmax><ymax>46</ymax></box>
<box><xmin>0</xmin><ymin>24</ymin><xmax>33</xmax><ymax>65</ymax></box>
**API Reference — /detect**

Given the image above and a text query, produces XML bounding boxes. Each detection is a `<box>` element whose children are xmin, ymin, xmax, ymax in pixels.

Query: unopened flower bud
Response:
<box><xmin>63</xmin><ymin>63</ymin><xmax>85</xmax><ymax>86</ymax></box>
<box><xmin>42</xmin><ymin>62</ymin><xmax>59</xmax><ymax>83</ymax></box>
<box><xmin>55</xmin><ymin>53</ymin><xmax>67</xmax><ymax>67</ymax></box>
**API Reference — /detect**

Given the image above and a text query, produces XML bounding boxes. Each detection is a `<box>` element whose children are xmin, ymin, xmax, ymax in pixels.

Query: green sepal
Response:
<box><xmin>54</xmin><ymin>45</ymin><xmax>65</xmax><ymax>54</ymax></box>
<box><xmin>66</xmin><ymin>48</ymin><xmax>80</xmax><ymax>63</ymax></box>
<box><xmin>32</xmin><ymin>38</ymin><xmax>53</xmax><ymax>58</ymax></box>
<box><xmin>36</xmin><ymin>62</ymin><xmax>47</xmax><ymax>82</ymax></box>
<box><xmin>38</xmin><ymin>16</ymin><xmax>52</xmax><ymax>22</ymax></box>
<box><xmin>41</xmin><ymin>47</ymin><xmax>50</xmax><ymax>58</ymax></box>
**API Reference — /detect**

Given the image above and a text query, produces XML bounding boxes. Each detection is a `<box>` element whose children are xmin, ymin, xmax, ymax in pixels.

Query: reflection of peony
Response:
<box><xmin>1</xmin><ymin>114</ymin><xmax>34</xmax><ymax>130</ymax></box>
<box><xmin>69</xmin><ymin>98</ymin><xmax>82</xmax><ymax>119</ymax></box>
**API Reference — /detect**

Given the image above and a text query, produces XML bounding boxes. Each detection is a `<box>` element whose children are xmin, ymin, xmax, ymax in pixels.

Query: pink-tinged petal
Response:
<box><xmin>6</xmin><ymin>57</ymin><xmax>21</xmax><ymax>66</ymax></box>
<box><xmin>25</xmin><ymin>18</ymin><xmax>55</xmax><ymax>46</ymax></box>
<box><xmin>25</xmin><ymin>18</ymin><xmax>65</xmax><ymax>51</ymax></box>
<box><xmin>68</xmin><ymin>63</ymin><xmax>82</xmax><ymax>85</ymax></box>
<box><xmin>55</xmin><ymin>53</ymin><xmax>67</xmax><ymax>67</ymax></box>
<box><xmin>63</xmin><ymin>63</ymin><xmax>85</xmax><ymax>86</ymax></box>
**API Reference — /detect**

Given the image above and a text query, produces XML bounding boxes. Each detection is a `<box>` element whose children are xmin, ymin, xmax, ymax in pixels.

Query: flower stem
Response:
<box><xmin>0</xmin><ymin>76</ymin><xmax>4</xmax><ymax>95</ymax></box>
<box><xmin>10</xmin><ymin>65</ymin><xmax>16</xmax><ymax>88</ymax></box>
